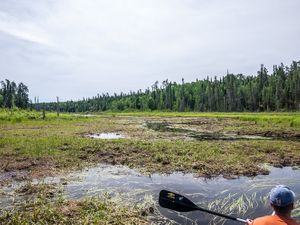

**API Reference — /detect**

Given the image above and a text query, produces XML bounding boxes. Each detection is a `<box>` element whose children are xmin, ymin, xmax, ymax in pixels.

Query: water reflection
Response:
<box><xmin>63</xmin><ymin>165</ymin><xmax>300</xmax><ymax>224</ymax></box>
<box><xmin>85</xmin><ymin>133</ymin><xmax>125</xmax><ymax>139</ymax></box>
<box><xmin>1</xmin><ymin>165</ymin><xmax>299</xmax><ymax>224</ymax></box>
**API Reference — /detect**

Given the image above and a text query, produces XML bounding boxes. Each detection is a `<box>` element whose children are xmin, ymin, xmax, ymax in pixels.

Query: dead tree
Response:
<box><xmin>56</xmin><ymin>96</ymin><xmax>60</xmax><ymax>117</ymax></box>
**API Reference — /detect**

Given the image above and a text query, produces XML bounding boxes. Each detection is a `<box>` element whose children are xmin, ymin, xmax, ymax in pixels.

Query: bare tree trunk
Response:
<box><xmin>42</xmin><ymin>103</ymin><xmax>46</xmax><ymax>120</ymax></box>
<box><xmin>36</xmin><ymin>97</ymin><xmax>40</xmax><ymax>111</ymax></box>
<box><xmin>56</xmin><ymin>96</ymin><xmax>60</xmax><ymax>117</ymax></box>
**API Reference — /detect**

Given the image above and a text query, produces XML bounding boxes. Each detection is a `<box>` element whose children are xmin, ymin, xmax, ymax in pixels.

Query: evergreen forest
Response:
<box><xmin>40</xmin><ymin>61</ymin><xmax>300</xmax><ymax>112</ymax></box>
<box><xmin>0</xmin><ymin>79</ymin><xmax>29</xmax><ymax>109</ymax></box>
<box><xmin>2</xmin><ymin>60</ymin><xmax>300</xmax><ymax>112</ymax></box>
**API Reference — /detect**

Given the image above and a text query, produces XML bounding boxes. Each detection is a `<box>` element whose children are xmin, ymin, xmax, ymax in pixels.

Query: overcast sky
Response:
<box><xmin>0</xmin><ymin>0</ymin><xmax>299</xmax><ymax>102</ymax></box>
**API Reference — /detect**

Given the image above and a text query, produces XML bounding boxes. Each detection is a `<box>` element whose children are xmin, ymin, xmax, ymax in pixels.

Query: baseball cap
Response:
<box><xmin>270</xmin><ymin>185</ymin><xmax>295</xmax><ymax>207</ymax></box>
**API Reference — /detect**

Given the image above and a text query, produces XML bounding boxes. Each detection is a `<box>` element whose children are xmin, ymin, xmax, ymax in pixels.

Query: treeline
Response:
<box><xmin>0</xmin><ymin>79</ymin><xmax>29</xmax><ymax>109</ymax></box>
<box><xmin>41</xmin><ymin>60</ymin><xmax>300</xmax><ymax>112</ymax></box>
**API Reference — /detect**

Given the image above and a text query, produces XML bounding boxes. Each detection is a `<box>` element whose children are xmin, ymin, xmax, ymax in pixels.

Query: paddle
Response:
<box><xmin>159</xmin><ymin>190</ymin><xmax>247</xmax><ymax>223</ymax></box>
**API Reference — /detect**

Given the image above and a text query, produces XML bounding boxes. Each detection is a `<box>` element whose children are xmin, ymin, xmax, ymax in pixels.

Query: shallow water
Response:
<box><xmin>86</xmin><ymin>132</ymin><xmax>125</xmax><ymax>139</ymax></box>
<box><xmin>1</xmin><ymin>165</ymin><xmax>299</xmax><ymax>224</ymax></box>
<box><xmin>73</xmin><ymin>114</ymin><xmax>96</xmax><ymax>117</ymax></box>
<box><xmin>63</xmin><ymin>165</ymin><xmax>300</xmax><ymax>224</ymax></box>
<box><xmin>189</xmin><ymin>132</ymin><xmax>272</xmax><ymax>141</ymax></box>
<box><xmin>146</xmin><ymin>122</ymin><xmax>273</xmax><ymax>141</ymax></box>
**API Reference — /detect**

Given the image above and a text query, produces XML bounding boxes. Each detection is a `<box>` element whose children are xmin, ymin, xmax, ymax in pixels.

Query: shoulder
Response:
<box><xmin>250</xmin><ymin>215</ymin><xmax>276</xmax><ymax>225</ymax></box>
<box><xmin>254</xmin><ymin>215</ymin><xmax>277</xmax><ymax>222</ymax></box>
<box><xmin>253</xmin><ymin>215</ymin><xmax>299</xmax><ymax>225</ymax></box>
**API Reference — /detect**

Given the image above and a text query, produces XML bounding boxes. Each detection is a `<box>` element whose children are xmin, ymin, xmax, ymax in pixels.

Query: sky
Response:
<box><xmin>0</xmin><ymin>0</ymin><xmax>299</xmax><ymax>102</ymax></box>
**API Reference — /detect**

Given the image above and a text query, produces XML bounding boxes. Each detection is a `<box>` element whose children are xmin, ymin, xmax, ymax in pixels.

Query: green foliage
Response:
<box><xmin>0</xmin><ymin>108</ymin><xmax>39</xmax><ymax>122</ymax></box>
<box><xmin>40</xmin><ymin>60</ymin><xmax>300</xmax><ymax>113</ymax></box>
<box><xmin>0</xmin><ymin>94</ymin><xmax>3</xmax><ymax>106</ymax></box>
<box><xmin>0</xmin><ymin>79</ymin><xmax>29</xmax><ymax>109</ymax></box>
<box><xmin>290</xmin><ymin>117</ymin><xmax>300</xmax><ymax>127</ymax></box>
<box><xmin>0</xmin><ymin>109</ymin><xmax>87</xmax><ymax>123</ymax></box>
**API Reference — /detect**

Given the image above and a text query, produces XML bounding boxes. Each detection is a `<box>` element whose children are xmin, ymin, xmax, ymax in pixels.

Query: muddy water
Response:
<box><xmin>146</xmin><ymin>122</ymin><xmax>272</xmax><ymax>141</ymax></box>
<box><xmin>145</xmin><ymin>122</ymin><xmax>299</xmax><ymax>141</ymax></box>
<box><xmin>86</xmin><ymin>132</ymin><xmax>125</xmax><ymax>139</ymax></box>
<box><xmin>1</xmin><ymin>166</ymin><xmax>300</xmax><ymax>224</ymax></box>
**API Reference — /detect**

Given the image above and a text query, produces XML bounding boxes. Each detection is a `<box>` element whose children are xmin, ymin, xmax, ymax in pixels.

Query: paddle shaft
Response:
<box><xmin>192</xmin><ymin>204</ymin><xmax>247</xmax><ymax>223</ymax></box>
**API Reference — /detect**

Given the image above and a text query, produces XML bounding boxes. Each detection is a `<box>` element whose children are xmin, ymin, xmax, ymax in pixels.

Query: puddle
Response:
<box><xmin>85</xmin><ymin>133</ymin><xmax>125</xmax><ymax>139</ymax></box>
<box><xmin>189</xmin><ymin>132</ymin><xmax>272</xmax><ymax>141</ymax></box>
<box><xmin>0</xmin><ymin>171</ymin><xmax>29</xmax><ymax>186</ymax></box>
<box><xmin>146</xmin><ymin>122</ymin><xmax>272</xmax><ymax>141</ymax></box>
<box><xmin>73</xmin><ymin>114</ymin><xmax>96</xmax><ymax>117</ymax></box>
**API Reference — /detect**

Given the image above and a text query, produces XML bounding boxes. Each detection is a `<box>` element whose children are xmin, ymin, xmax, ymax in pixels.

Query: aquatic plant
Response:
<box><xmin>207</xmin><ymin>192</ymin><xmax>270</xmax><ymax>225</ymax></box>
<box><xmin>0</xmin><ymin>194</ymin><xmax>154</xmax><ymax>225</ymax></box>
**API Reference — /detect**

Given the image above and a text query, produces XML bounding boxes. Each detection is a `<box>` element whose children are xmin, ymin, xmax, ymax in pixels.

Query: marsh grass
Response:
<box><xmin>0</xmin><ymin>188</ymin><xmax>159</xmax><ymax>225</ymax></box>
<box><xmin>1</xmin><ymin>110</ymin><xmax>300</xmax><ymax>224</ymax></box>
<box><xmin>108</xmin><ymin>111</ymin><xmax>300</xmax><ymax>127</ymax></box>
<box><xmin>0</xmin><ymin>109</ymin><xmax>300</xmax><ymax>178</ymax></box>
<box><xmin>293</xmin><ymin>200</ymin><xmax>300</xmax><ymax>218</ymax></box>
<box><xmin>207</xmin><ymin>192</ymin><xmax>268</xmax><ymax>225</ymax></box>
<box><xmin>0</xmin><ymin>109</ymin><xmax>81</xmax><ymax>122</ymax></box>
<box><xmin>0</xmin><ymin>110</ymin><xmax>299</xmax><ymax>177</ymax></box>
<box><xmin>2</xmin><ymin>109</ymin><xmax>299</xmax><ymax>127</ymax></box>
<box><xmin>207</xmin><ymin>189</ymin><xmax>300</xmax><ymax>224</ymax></box>
<box><xmin>15</xmin><ymin>182</ymin><xmax>57</xmax><ymax>196</ymax></box>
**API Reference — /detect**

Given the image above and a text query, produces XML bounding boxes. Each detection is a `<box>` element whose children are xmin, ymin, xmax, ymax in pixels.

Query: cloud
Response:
<box><xmin>0</xmin><ymin>26</ymin><xmax>51</xmax><ymax>46</ymax></box>
<box><xmin>0</xmin><ymin>5</ymin><xmax>53</xmax><ymax>46</ymax></box>
<box><xmin>0</xmin><ymin>0</ymin><xmax>299</xmax><ymax>102</ymax></box>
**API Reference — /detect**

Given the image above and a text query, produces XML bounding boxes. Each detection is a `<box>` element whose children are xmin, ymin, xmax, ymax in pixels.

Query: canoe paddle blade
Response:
<box><xmin>159</xmin><ymin>190</ymin><xmax>247</xmax><ymax>223</ymax></box>
<box><xmin>159</xmin><ymin>190</ymin><xmax>199</xmax><ymax>212</ymax></box>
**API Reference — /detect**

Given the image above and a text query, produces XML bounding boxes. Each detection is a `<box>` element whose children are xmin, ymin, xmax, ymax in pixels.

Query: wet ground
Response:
<box><xmin>145</xmin><ymin>122</ymin><xmax>273</xmax><ymax>141</ymax></box>
<box><xmin>144</xmin><ymin>120</ymin><xmax>300</xmax><ymax>141</ymax></box>
<box><xmin>1</xmin><ymin>164</ymin><xmax>299</xmax><ymax>224</ymax></box>
<box><xmin>84</xmin><ymin>116</ymin><xmax>300</xmax><ymax>142</ymax></box>
<box><xmin>1</xmin><ymin>114</ymin><xmax>300</xmax><ymax>224</ymax></box>
<box><xmin>85</xmin><ymin>132</ymin><xmax>125</xmax><ymax>139</ymax></box>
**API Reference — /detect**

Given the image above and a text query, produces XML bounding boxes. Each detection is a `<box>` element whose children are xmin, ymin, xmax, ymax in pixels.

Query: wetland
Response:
<box><xmin>0</xmin><ymin>110</ymin><xmax>300</xmax><ymax>224</ymax></box>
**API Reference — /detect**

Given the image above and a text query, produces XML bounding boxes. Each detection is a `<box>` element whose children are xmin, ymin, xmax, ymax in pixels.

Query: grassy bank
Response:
<box><xmin>0</xmin><ymin>192</ymin><xmax>153</xmax><ymax>225</ymax></box>
<box><xmin>106</xmin><ymin>111</ymin><xmax>300</xmax><ymax>127</ymax></box>
<box><xmin>1</xmin><ymin>109</ymin><xmax>299</xmax><ymax>178</ymax></box>
<box><xmin>1</xmin><ymin>109</ymin><xmax>300</xmax><ymax>223</ymax></box>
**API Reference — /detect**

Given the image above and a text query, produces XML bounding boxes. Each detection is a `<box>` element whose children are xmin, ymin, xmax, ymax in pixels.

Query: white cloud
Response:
<box><xmin>0</xmin><ymin>0</ymin><xmax>299</xmax><ymax>101</ymax></box>
<box><xmin>0</xmin><ymin>25</ymin><xmax>51</xmax><ymax>46</ymax></box>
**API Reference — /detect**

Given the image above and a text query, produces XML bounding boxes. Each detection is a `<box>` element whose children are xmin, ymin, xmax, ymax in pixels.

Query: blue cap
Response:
<box><xmin>270</xmin><ymin>185</ymin><xmax>295</xmax><ymax>207</ymax></box>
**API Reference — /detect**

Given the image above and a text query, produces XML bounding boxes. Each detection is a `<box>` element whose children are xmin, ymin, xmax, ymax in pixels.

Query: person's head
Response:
<box><xmin>269</xmin><ymin>185</ymin><xmax>295</xmax><ymax>215</ymax></box>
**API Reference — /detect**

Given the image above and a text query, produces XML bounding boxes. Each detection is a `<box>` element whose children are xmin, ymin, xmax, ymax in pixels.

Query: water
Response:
<box><xmin>146</xmin><ymin>122</ymin><xmax>273</xmax><ymax>141</ymax></box>
<box><xmin>1</xmin><ymin>165</ymin><xmax>300</xmax><ymax>224</ymax></box>
<box><xmin>73</xmin><ymin>114</ymin><xmax>96</xmax><ymax>117</ymax></box>
<box><xmin>85</xmin><ymin>133</ymin><xmax>125</xmax><ymax>139</ymax></box>
<box><xmin>63</xmin><ymin>165</ymin><xmax>300</xmax><ymax>224</ymax></box>
<box><xmin>189</xmin><ymin>133</ymin><xmax>272</xmax><ymax>141</ymax></box>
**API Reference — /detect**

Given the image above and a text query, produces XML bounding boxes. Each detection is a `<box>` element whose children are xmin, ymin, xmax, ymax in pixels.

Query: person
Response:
<box><xmin>246</xmin><ymin>185</ymin><xmax>299</xmax><ymax>225</ymax></box>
